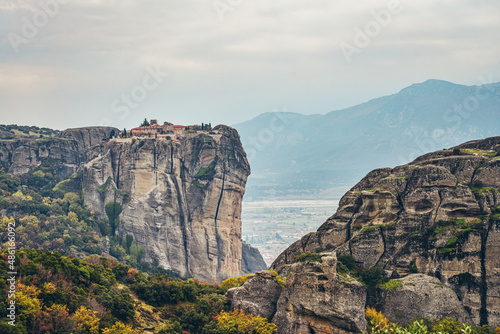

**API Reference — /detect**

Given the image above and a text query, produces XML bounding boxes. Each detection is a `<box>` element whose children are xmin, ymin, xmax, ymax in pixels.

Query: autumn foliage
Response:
<box><xmin>203</xmin><ymin>309</ymin><xmax>277</xmax><ymax>334</ymax></box>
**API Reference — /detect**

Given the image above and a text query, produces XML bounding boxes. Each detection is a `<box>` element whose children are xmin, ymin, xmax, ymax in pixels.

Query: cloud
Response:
<box><xmin>0</xmin><ymin>0</ymin><xmax>499</xmax><ymax>129</ymax></box>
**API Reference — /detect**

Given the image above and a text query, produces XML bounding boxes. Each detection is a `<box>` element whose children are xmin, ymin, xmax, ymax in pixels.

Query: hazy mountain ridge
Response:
<box><xmin>235</xmin><ymin>79</ymin><xmax>500</xmax><ymax>200</ymax></box>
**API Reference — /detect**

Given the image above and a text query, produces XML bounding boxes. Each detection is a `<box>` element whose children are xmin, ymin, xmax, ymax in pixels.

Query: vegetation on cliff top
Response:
<box><xmin>294</xmin><ymin>251</ymin><xmax>323</xmax><ymax>263</ymax></box>
<box><xmin>0</xmin><ymin>124</ymin><xmax>59</xmax><ymax>137</ymax></box>
<box><xmin>220</xmin><ymin>270</ymin><xmax>285</xmax><ymax>290</ymax></box>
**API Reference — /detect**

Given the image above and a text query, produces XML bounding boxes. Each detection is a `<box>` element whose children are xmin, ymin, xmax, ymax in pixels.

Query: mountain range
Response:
<box><xmin>234</xmin><ymin>79</ymin><xmax>500</xmax><ymax>200</ymax></box>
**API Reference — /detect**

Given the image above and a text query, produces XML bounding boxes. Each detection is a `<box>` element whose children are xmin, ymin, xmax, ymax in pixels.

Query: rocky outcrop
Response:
<box><xmin>381</xmin><ymin>274</ymin><xmax>470</xmax><ymax>326</ymax></box>
<box><xmin>242</xmin><ymin>241</ymin><xmax>268</xmax><ymax>274</ymax></box>
<box><xmin>0</xmin><ymin>130</ymin><xmax>15</xmax><ymax>140</ymax></box>
<box><xmin>226</xmin><ymin>270</ymin><xmax>282</xmax><ymax>321</ymax></box>
<box><xmin>0</xmin><ymin>127</ymin><xmax>116</xmax><ymax>177</ymax></box>
<box><xmin>82</xmin><ymin>125</ymin><xmax>251</xmax><ymax>283</ymax></box>
<box><xmin>0</xmin><ymin>135</ymin><xmax>83</xmax><ymax>177</ymax></box>
<box><xmin>272</xmin><ymin>253</ymin><xmax>367</xmax><ymax>334</ymax></box>
<box><xmin>271</xmin><ymin>136</ymin><xmax>500</xmax><ymax>327</ymax></box>
<box><xmin>60</xmin><ymin>126</ymin><xmax>119</xmax><ymax>151</ymax></box>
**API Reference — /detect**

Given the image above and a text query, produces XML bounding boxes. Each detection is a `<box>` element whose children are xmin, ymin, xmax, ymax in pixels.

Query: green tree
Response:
<box><xmin>159</xmin><ymin>321</ymin><xmax>182</xmax><ymax>334</ymax></box>
<box><xmin>409</xmin><ymin>259</ymin><xmax>418</xmax><ymax>273</ymax></box>
<box><xmin>130</xmin><ymin>244</ymin><xmax>145</xmax><ymax>262</ymax></box>
<box><xmin>360</xmin><ymin>266</ymin><xmax>385</xmax><ymax>287</ymax></box>
<box><xmin>338</xmin><ymin>254</ymin><xmax>357</xmax><ymax>272</ymax></box>
<box><xmin>126</xmin><ymin>235</ymin><xmax>133</xmax><ymax>254</ymax></box>
<box><xmin>105</xmin><ymin>201</ymin><xmax>123</xmax><ymax>235</ymax></box>
<box><xmin>99</xmin><ymin>290</ymin><xmax>135</xmax><ymax>322</ymax></box>
<box><xmin>141</xmin><ymin>118</ymin><xmax>150</xmax><ymax>126</ymax></box>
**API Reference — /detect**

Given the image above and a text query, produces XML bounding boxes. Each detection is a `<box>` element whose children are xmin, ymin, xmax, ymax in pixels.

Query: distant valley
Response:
<box><xmin>235</xmin><ymin>79</ymin><xmax>500</xmax><ymax>200</ymax></box>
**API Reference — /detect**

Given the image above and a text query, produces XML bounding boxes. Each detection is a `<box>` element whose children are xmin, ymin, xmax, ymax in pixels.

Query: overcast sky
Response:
<box><xmin>1</xmin><ymin>0</ymin><xmax>499</xmax><ymax>130</ymax></box>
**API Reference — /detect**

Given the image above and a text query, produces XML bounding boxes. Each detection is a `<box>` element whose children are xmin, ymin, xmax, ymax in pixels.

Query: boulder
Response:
<box><xmin>381</xmin><ymin>274</ymin><xmax>470</xmax><ymax>326</ymax></box>
<box><xmin>272</xmin><ymin>253</ymin><xmax>367</xmax><ymax>334</ymax></box>
<box><xmin>226</xmin><ymin>270</ymin><xmax>282</xmax><ymax>321</ymax></box>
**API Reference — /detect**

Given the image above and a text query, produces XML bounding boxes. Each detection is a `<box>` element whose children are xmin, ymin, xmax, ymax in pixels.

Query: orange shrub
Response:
<box><xmin>365</xmin><ymin>306</ymin><xmax>391</xmax><ymax>332</ymax></box>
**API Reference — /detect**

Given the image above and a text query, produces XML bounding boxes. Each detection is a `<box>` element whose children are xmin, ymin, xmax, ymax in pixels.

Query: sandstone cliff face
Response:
<box><xmin>271</xmin><ymin>136</ymin><xmax>500</xmax><ymax>327</ymax></box>
<box><xmin>242</xmin><ymin>241</ymin><xmax>268</xmax><ymax>274</ymax></box>
<box><xmin>82</xmin><ymin>125</ymin><xmax>252</xmax><ymax>283</ymax></box>
<box><xmin>60</xmin><ymin>127</ymin><xmax>119</xmax><ymax>151</ymax></box>
<box><xmin>0</xmin><ymin>127</ymin><xmax>117</xmax><ymax>177</ymax></box>
<box><xmin>272</xmin><ymin>253</ymin><xmax>367</xmax><ymax>334</ymax></box>
<box><xmin>0</xmin><ymin>135</ymin><xmax>83</xmax><ymax>177</ymax></box>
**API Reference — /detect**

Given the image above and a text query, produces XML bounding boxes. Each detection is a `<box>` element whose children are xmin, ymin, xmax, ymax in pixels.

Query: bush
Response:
<box><xmin>267</xmin><ymin>270</ymin><xmax>285</xmax><ymax>287</ymax></box>
<box><xmin>102</xmin><ymin>321</ymin><xmax>141</xmax><ymax>334</ymax></box>
<box><xmin>202</xmin><ymin>310</ymin><xmax>277</xmax><ymax>334</ymax></box>
<box><xmin>365</xmin><ymin>309</ymin><xmax>490</xmax><ymax>334</ymax></box>
<box><xmin>431</xmin><ymin>317</ymin><xmax>462</xmax><ymax>334</ymax></box>
<box><xmin>294</xmin><ymin>252</ymin><xmax>322</xmax><ymax>263</ymax></box>
<box><xmin>220</xmin><ymin>275</ymin><xmax>250</xmax><ymax>291</ymax></box>
<box><xmin>360</xmin><ymin>266</ymin><xmax>386</xmax><ymax>287</ymax></box>
<box><xmin>337</xmin><ymin>254</ymin><xmax>357</xmax><ymax>272</ymax></box>
<box><xmin>192</xmin><ymin>180</ymin><xmax>204</xmax><ymax>189</ymax></box>
<box><xmin>159</xmin><ymin>321</ymin><xmax>182</xmax><ymax>334</ymax></box>
<box><xmin>365</xmin><ymin>306</ymin><xmax>391</xmax><ymax>333</ymax></box>
<box><xmin>99</xmin><ymin>290</ymin><xmax>135</xmax><ymax>322</ymax></box>
<box><xmin>196</xmin><ymin>160</ymin><xmax>217</xmax><ymax>180</ymax></box>
<box><xmin>410</xmin><ymin>317</ymin><xmax>433</xmax><ymax>331</ymax></box>
<box><xmin>446</xmin><ymin>236</ymin><xmax>458</xmax><ymax>247</ymax></box>
<box><xmin>409</xmin><ymin>259</ymin><xmax>418</xmax><ymax>273</ymax></box>
<box><xmin>453</xmin><ymin>148</ymin><xmax>461</xmax><ymax>155</ymax></box>
<box><xmin>379</xmin><ymin>280</ymin><xmax>402</xmax><ymax>293</ymax></box>
<box><xmin>336</xmin><ymin>262</ymin><xmax>350</xmax><ymax>274</ymax></box>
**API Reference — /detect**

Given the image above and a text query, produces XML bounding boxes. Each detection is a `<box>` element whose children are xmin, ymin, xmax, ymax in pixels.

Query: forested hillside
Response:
<box><xmin>0</xmin><ymin>248</ymin><xmax>276</xmax><ymax>333</ymax></box>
